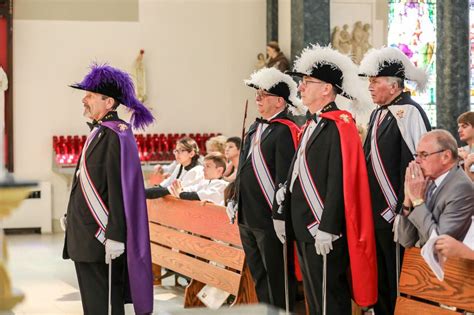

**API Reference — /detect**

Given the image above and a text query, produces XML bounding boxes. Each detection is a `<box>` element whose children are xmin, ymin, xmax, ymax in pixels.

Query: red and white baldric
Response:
<box><xmin>370</xmin><ymin>109</ymin><xmax>397</xmax><ymax>223</ymax></box>
<box><xmin>79</xmin><ymin>127</ymin><xmax>110</xmax><ymax>243</ymax></box>
<box><xmin>290</xmin><ymin>120</ymin><xmax>325</xmax><ymax>237</ymax></box>
<box><xmin>251</xmin><ymin>123</ymin><xmax>275</xmax><ymax>209</ymax></box>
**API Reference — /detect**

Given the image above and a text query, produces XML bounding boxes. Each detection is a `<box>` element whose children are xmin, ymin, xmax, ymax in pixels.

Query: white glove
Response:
<box><xmin>393</xmin><ymin>214</ymin><xmax>401</xmax><ymax>242</ymax></box>
<box><xmin>59</xmin><ymin>214</ymin><xmax>67</xmax><ymax>231</ymax></box>
<box><xmin>105</xmin><ymin>239</ymin><xmax>125</xmax><ymax>264</ymax></box>
<box><xmin>273</xmin><ymin>219</ymin><xmax>286</xmax><ymax>244</ymax></box>
<box><xmin>275</xmin><ymin>183</ymin><xmax>287</xmax><ymax>206</ymax></box>
<box><xmin>314</xmin><ymin>230</ymin><xmax>336</xmax><ymax>255</ymax></box>
<box><xmin>226</xmin><ymin>200</ymin><xmax>238</xmax><ymax>224</ymax></box>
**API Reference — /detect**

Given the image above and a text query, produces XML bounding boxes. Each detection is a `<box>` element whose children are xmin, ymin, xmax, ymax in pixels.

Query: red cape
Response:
<box><xmin>273</xmin><ymin>118</ymin><xmax>300</xmax><ymax>150</ymax></box>
<box><xmin>319</xmin><ymin>110</ymin><xmax>378</xmax><ymax>306</ymax></box>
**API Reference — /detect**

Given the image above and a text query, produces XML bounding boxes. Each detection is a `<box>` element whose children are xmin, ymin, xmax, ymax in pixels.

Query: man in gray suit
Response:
<box><xmin>397</xmin><ymin>130</ymin><xmax>474</xmax><ymax>247</ymax></box>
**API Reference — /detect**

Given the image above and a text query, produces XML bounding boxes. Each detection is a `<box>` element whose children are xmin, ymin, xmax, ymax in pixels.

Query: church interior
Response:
<box><xmin>1</xmin><ymin>0</ymin><xmax>473</xmax><ymax>314</ymax></box>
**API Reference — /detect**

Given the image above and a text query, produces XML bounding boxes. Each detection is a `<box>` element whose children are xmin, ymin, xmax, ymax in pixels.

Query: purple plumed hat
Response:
<box><xmin>70</xmin><ymin>63</ymin><xmax>154</xmax><ymax>130</ymax></box>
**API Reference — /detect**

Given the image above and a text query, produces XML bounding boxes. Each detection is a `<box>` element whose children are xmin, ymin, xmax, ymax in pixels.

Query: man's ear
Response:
<box><xmin>105</xmin><ymin>97</ymin><xmax>115</xmax><ymax>110</ymax></box>
<box><xmin>277</xmin><ymin>97</ymin><xmax>286</xmax><ymax>109</ymax></box>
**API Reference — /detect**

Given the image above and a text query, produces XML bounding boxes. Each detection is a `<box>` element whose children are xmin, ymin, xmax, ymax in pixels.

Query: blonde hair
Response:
<box><xmin>205</xmin><ymin>135</ymin><xmax>227</xmax><ymax>154</ymax></box>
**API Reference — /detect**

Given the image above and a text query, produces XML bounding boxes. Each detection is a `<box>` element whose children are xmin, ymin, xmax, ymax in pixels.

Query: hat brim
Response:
<box><xmin>285</xmin><ymin>71</ymin><xmax>306</xmax><ymax>77</ymax></box>
<box><xmin>246</xmin><ymin>82</ymin><xmax>295</xmax><ymax>107</ymax></box>
<box><xmin>69</xmin><ymin>84</ymin><xmax>88</xmax><ymax>91</ymax></box>
<box><xmin>286</xmin><ymin>72</ymin><xmax>355</xmax><ymax>100</ymax></box>
<box><xmin>69</xmin><ymin>84</ymin><xmax>119</xmax><ymax>102</ymax></box>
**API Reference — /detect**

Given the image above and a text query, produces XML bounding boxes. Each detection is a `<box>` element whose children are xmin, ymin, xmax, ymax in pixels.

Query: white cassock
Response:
<box><xmin>183</xmin><ymin>179</ymin><xmax>229</xmax><ymax>206</ymax></box>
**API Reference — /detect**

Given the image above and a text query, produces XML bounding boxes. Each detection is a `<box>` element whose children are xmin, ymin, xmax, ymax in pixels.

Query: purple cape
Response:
<box><xmin>102</xmin><ymin>121</ymin><xmax>153</xmax><ymax>314</ymax></box>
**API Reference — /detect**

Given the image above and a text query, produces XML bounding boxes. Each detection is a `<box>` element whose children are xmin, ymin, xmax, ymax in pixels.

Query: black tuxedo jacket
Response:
<box><xmin>363</xmin><ymin>92</ymin><xmax>431</xmax><ymax>229</ymax></box>
<box><xmin>63</xmin><ymin>115</ymin><xmax>126</xmax><ymax>262</ymax></box>
<box><xmin>285</xmin><ymin>103</ymin><xmax>345</xmax><ymax>243</ymax></box>
<box><xmin>236</xmin><ymin>111</ymin><xmax>297</xmax><ymax>229</ymax></box>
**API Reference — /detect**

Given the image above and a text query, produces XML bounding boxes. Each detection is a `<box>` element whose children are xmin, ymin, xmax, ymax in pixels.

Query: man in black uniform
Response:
<box><xmin>359</xmin><ymin>47</ymin><xmax>431</xmax><ymax>315</ymax></box>
<box><xmin>281</xmin><ymin>45</ymin><xmax>377</xmax><ymax>315</ymax></box>
<box><xmin>227</xmin><ymin>67</ymin><xmax>302</xmax><ymax>310</ymax></box>
<box><xmin>63</xmin><ymin>64</ymin><xmax>154</xmax><ymax>315</ymax></box>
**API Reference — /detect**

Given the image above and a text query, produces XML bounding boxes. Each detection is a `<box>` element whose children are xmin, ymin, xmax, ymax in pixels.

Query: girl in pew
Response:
<box><xmin>169</xmin><ymin>152</ymin><xmax>229</xmax><ymax>206</ymax></box>
<box><xmin>146</xmin><ymin>136</ymin><xmax>203</xmax><ymax>199</ymax></box>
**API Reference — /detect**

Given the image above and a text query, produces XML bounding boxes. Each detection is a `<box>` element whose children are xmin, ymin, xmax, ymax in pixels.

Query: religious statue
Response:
<box><xmin>332</xmin><ymin>25</ymin><xmax>352</xmax><ymax>55</ymax></box>
<box><xmin>255</xmin><ymin>53</ymin><xmax>267</xmax><ymax>70</ymax></box>
<box><xmin>351</xmin><ymin>21</ymin><xmax>365</xmax><ymax>64</ymax></box>
<box><xmin>132</xmin><ymin>50</ymin><xmax>147</xmax><ymax>103</ymax></box>
<box><xmin>361</xmin><ymin>24</ymin><xmax>372</xmax><ymax>56</ymax></box>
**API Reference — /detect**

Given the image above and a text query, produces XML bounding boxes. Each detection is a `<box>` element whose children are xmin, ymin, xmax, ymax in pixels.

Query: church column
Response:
<box><xmin>291</xmin><ymin>0</ymin><xmax>330</xmax><ymax>60</ymax></box>
<box><xmin>436</xmin><ymin>0</ymin><xmax>470</xmax><ymax>135</ymax></box>
<box><xmin>267</xmin><ymin>0</ymin><xmax>278</xmax><ymax>42</ymax></box>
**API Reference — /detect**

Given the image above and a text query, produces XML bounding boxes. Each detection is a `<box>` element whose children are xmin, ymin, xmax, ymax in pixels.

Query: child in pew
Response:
<box><xmin>169</xmin><ymin>152</ymin><xmax>228</xmax><ymax>206</ymax></box>
<box><xmin>146</xmin><ymin>136</ymin><xmax>203</xmax><ymax>199</ymax></box>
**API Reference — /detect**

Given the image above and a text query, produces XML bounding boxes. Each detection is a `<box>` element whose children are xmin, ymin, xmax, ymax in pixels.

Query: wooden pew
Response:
<box><xmin>395</xmin><ymin>247</ymin><xmax>474</xmax><ymax>314</ymax></box>
<box><xmin>147</xmin><ymin>196</ymin><xmax>258</xmax><ymax>308</ymax></box>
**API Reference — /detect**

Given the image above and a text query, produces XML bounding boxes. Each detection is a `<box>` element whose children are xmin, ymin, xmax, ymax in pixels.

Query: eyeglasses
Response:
<box><xmin>413</xmin><ymin>149</ymin><xmax>446</xmax><ymax>160</ymax></box>
<box><xmin>256</xmin><ymin>90</ymin><xmax>279</xmax><ymax>99</ymax></box>
<box><xmin>299</xmin><ymin>79</ymin><xmax>326</xmax><ymax>87</ymax></box>
<box><xmin>173</xmin><ymin>149</ymin><xmax>189</xmax><ymax>154</ymax></box>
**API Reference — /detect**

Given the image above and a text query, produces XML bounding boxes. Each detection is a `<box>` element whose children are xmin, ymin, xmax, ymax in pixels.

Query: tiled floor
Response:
<box><xmin>2</xmin><ymin>233</ymin><xmax>185</xmax><ymax>315</ymax></box>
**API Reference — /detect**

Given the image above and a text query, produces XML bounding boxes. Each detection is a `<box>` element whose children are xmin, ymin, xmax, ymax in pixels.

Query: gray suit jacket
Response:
<box><xmin>398</xmin><ymin>165</ymin><xmax>474</xmax><ymax>247</ymax></box>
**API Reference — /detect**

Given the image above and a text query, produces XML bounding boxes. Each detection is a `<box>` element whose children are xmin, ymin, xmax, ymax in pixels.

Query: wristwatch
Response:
<box><xmin>412</xmin><ymin>198</ymin><xmax>425</xmax><ymax>208</ymax></box>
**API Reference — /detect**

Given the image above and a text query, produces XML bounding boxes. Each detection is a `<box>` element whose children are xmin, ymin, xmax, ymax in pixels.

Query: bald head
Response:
<box><xmin>420</xmin><ymin>130</ymin><xmax>458</xmax><ymax>161</ymax></box>
<box><xmin>416</xmin><ymin>130</ymin><xmax>458</xmax><ymax>179</ymax></box>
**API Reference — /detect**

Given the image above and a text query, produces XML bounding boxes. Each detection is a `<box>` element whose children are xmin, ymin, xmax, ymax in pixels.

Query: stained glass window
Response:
<box><xmin>470</xmin><ymin>1</ymin><xmax>474</xmax><ymax>110</ymax></box>
<box><xmin>388</xmin><ymin>0</ymin><xmax>437</xmax><ymax>126</ymax></box>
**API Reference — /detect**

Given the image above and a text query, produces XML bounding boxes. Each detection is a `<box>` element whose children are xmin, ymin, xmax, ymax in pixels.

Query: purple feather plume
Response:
<box><xmin>72</xmin><ymin>63</ymin><xmax>154</xmax><ymax>130</ymax></box>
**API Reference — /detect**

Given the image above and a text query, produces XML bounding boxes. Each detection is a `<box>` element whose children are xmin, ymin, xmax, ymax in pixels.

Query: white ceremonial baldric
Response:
<box><xmin>370</xmin><ymin>108</ymin><xmax>397</xmax><ymax>223</ymax></box>
<box><xmin>246</xmin><ymin>110</ymin><xmax>283</xmax><ymax>159</ymax></box>
<box><xmin>251</xmin><ymin>122</ymin><xmax>276</xmax><ymax>208</ymax></box>
<box><xmin>79</xmin><ymin>127</ymin><xmax>110</xmax><ymax>243</ymax></box>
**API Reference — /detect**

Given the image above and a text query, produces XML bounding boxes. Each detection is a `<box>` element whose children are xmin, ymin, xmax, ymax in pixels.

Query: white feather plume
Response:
<box><xmin>293</xmin><ymin>44</ymin><xmax>373</xmax><ymax>119</ymax></box>
<box><xmin>359</xmin><ymin>47</ymin><xmax>428</xmax><ymax>92</ymax></box>
<box><xmin>244</xmin><ymin>67</ymin><xmax>306</xmax><ymax>115</ymax></box>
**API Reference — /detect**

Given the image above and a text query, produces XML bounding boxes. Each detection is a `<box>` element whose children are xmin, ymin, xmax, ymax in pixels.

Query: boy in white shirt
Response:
<box><xmin>170</xmin><ymin>153</ymin><xmax>228</xmax><ymax>206</ymax></box>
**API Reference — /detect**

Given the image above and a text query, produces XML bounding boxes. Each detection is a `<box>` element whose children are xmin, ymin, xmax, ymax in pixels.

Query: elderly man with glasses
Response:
<box><xmin>281</xmin><ymin>45</ymin><xmax>377</xmax><ymax>315</ymax></box>
<box><xmin>359</xmin><ymin>47</ymin><xmax>432</xmax><ymax>315</ymax></box>
<box><xmin>397</xmin><ymin>130</ymin><xmax>474</xmax><ymax>248</ymax></box>
<box><xmin>226</xmin><ymin>67</ymin><xmax>303</xmax><ymax>311</ymax></box>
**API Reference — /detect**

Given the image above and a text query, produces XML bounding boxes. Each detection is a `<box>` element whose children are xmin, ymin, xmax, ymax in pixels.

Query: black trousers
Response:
<box><xmin>74</xmin><ymin>256</ymin><xmax>129</xmax><ymax>315</ymax></box>
<box><xmin>296</xmin><ymin>237</ymin><xmax>351</xmax><ymax>315</ymax></box>
<box><xmin>239</xmin><ymin>224</ymin><xmax>296</xmax><ymax>310</ymax></box>
<box><xmin>374</xmin><ymin>228</ymin><xmax>403</xmax><ymax>315</ymax></box>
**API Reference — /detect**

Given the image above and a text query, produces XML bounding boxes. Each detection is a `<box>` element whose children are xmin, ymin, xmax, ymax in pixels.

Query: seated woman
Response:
<box><xmin>146</xmin><ymin>136</ymin><xmax>203</xmax><ymax>199</ymax></box>
<box><xmin>223</xmin><ymin>137</ymin><xmax>241</xmax><ymax>183</ymax></box>
<box><xmin>205</xmin><ymin>135</ymin><xmax>227</xmax><ymax>155</ymax></box>
<box><xmin>169</xmin><ymin>152</ymin><xmax>228</xmax><ymax>206</ymax></box>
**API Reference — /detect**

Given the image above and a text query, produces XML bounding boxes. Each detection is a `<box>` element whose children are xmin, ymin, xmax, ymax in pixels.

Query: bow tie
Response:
<box><xmin>256</xmin><ymin>117</ymin><xmax>269</xmax><ymax>125</ymax></box>
<box><xmin>306</xmin><ymin>112</ymin><xmax>318</xmax><ymax>123</ymax></box>
<box><xmin>87</xmin><ymin>120</ymin><xmax>99</xmax><ymax>131</ymax></box>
